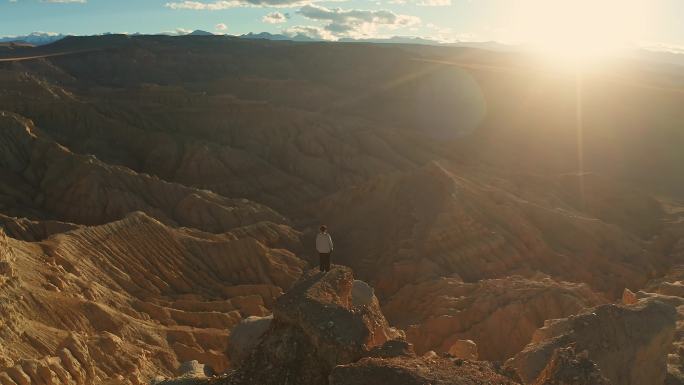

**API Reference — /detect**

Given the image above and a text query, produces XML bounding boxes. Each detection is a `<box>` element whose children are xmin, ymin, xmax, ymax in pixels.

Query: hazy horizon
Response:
<box><xmin>2</xmin><ymin>0</ymin><xmax>684</xmax><ymax>52</ymax></box>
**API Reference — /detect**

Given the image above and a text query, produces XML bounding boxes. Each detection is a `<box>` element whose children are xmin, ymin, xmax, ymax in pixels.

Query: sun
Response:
<box><xmin>513</xmin><ymin>0</ymin><xmax>650</xmax><ymax>70</ymax></box>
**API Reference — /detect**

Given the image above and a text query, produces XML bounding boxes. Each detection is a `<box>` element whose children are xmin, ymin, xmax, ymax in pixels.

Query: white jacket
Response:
<box><xmin>316</xmin><ymin>232</ymin><xmax>334</xmax><ymax>253</ymax></box>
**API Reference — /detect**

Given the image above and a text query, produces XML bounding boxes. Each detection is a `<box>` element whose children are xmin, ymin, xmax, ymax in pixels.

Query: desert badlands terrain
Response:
<box><xmin>0</xmin><ymin>35</ymin><xmax>683</xmax><ymax>384</ymax></box>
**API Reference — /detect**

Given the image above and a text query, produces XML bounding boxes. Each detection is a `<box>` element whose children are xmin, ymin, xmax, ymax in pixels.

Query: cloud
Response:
<box><xmin>42</xmin><ymin>0</ymin><xmax>87</xmax><ymax>2</ymax></box>
<box><xmin>215</xmin><ymin>23</ymin><xmax>228</xmax><ymax>31</ymax></box>
<box><xmin>165</xmin><ymin>0</ymin><xmax>319</xmax><ymax>9</ymax></box>
<box><xmin>262</xmin><ymin>11</ymin><xmax>290</xmax><ymax>24</ymax></box>
<box><xmin>283</xmin><ymin>25</ymin><xmax>335</xmax><ymax>40</ymax></box>
<box><xmin>418</xmin><ymin>0</ymin><xmax>451</xmax><ymax>4</ymax></box>
<box><xmin>424</xmin><ymin>22</ymin><xmax>466</xmax><ymax>43</ymax></box>
<box><xmin>641</xmin><ymin>42</ymin><xmax>684</xmax><ymax>55</ymax></box>
<box><xmin>389</xmin><ymin>0</ymin><xmax>451</xmax><ymax>5</ymax></box>
<box><xmin>297</xmin><ymin>4</ymin><xmax>420</xmax><ymax>39</ymax></box>
<box><xmin>158</xmin><ymin>28</ymin><xmax>200</xmax><ymax>36</ymax></box>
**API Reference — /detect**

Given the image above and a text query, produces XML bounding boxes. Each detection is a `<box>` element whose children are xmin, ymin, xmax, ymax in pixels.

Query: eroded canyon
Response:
<box><xmin>1</xmin><ymin>35</ymin><xmax>684</xmax><ymax>384</ymax></box>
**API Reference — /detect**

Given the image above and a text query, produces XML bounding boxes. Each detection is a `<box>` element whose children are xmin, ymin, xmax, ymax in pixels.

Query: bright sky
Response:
<box><xmin>1</xmin><ymin>0</ymin><xmax>683</xmax><ymax>51</ymax></box>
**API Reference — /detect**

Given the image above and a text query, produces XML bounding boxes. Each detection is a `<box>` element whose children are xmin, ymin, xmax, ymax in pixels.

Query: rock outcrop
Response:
<box><xmin>329</xmin><ymin>356</ymin><xmax>517</xmax><ymax>385</ymax></box>
<box><xmin>507</xmin><ymin>300</ymin><xmax>677</xmax><ymax>385</ymax></box>
<box><xmin>211</xmin><ymin>266</ymin><xmax>525</xmax><ymax>385</ymax></box>
<box><xmin>531</xmin><ymin>346</ymin><xmax>611</xmax><ymax>385</ymax></box>
<box><xmin>225</xmin><ymin>266</ymin><xmax>403</xmax><ymax>385</ymax></box>
<box><xmin>629</xmin><ymin>264</ymin><xmax>684</xmax><ymax>384</ymax></box>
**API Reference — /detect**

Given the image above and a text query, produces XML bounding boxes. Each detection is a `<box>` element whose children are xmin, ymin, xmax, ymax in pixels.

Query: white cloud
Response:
<box><xmin>389</xmin><ymin>0</ymin><xmax>451</xmax><ymax>6</ymax></box>
<box><xmin>262</xmin><ymin>11</ymin><xmax>289</xmax><ymax>24</ymax></box>
<box><xmin>215</xmin><ymin>23</ymin><xmax>228</xmax><ymax>31</ymax></box>
<box><xmin>424</xmin><ymin>22</ymin><xmax>464</xmax><ymax>42</ymax></box>
<box><xmin>297</xmin><ymin>4</ymin><xmax>420</xmax><ymax>39</ymax></box>
<box><xmin>158</xmin><ymin>28</ymin><xmax>196</xmax><ymax>36</ymax></box>
<box><xmin>283</xmin><ymin>25</ymin><xmax>335</xmax><ymax>40</ymax></box>
<box><xmin>640</xmin><ymin>42</ymin><xmax>684</xmax><ymax>55</ymax></box>
<box><xmin>42</xmin><ymin>0</ymin><xmax>87</xmax><ymax>3</ymax></box>
<box><xmin>419</xmin><ymin>0</ymin><xmax>450</xmax><ymax>4</ymax></box>
<box><xmin>165</xmin><ymin>0</ymin><xmax>318</xmax><ymax>9</ymax></box>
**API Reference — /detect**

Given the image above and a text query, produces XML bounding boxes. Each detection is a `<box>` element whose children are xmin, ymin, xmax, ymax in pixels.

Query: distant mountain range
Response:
<box><xmin>238</xmin><ymin>32</ymin><xmax>517</xmax><ymax>52</ymax></box>
<box><xmin>187</xmin><ymin>30</ymin><xmax>214</xmax><ymax>36</ymax></box>
<box><xmin>0</xmin><ymin>29</ymin><xmax>514</xmax><ymax>51</ymax></box>
<box><xmin>0</xmin><ymin>32</ymin><xmax>67</xmax><ymax>46</ymax></box>
<box><xmin>240</xmin><ymin>32</ymin><xmax>316</xmax><ymax>42</ymax></box>
<box><xmin>2</xmin><ymin>31</ymin><xmax>682</xmax><ymax>67</ymax></box>
<box><xmin>0</xmin><ymin>30</ymin><xmax>214</xmax><ymax>45</ymax></box>
<box><xmin>239</xmin><ymin>32</ymin><xmax>444</xmax><ymax>45</ymax></box>
<box><xmin>172</xmin><ymin>31</ymin><xmax>684</xmax><ymax>65</ymax></box>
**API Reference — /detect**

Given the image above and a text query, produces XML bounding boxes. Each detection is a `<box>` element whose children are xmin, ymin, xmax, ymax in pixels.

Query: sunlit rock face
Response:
<box><xmin>0</xmin><ymin>213</ymin><xmax>305</xmax><ymax>383</ymax></box>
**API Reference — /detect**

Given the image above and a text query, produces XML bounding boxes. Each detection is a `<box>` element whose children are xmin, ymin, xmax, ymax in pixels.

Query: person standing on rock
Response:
<box><xmin>316</xmin><ymin>225</ymin><xmax>334</xmax><ymax>272</ymax></box>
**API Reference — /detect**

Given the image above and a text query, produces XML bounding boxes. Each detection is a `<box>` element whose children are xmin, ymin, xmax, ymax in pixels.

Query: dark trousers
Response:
<box><xmin>319</xmin><ymin>252</ymin><xmax>331</xmax><ymax>272</ymax></box>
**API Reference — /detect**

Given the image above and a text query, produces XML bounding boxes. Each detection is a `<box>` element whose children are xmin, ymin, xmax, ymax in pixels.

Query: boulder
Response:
<box><xmin>447</xmin><ymin>340</ymin><xmax>478</xmax><ymax>360</ymax></box>
<box><xmin>506</xmin><ymin>300</ymin><xmax>676</xmax><ymax>385</ymax></box>
<box><xmin>351</xmin><ymin>280</ymin><xmax>374</xmax><ymax>307</ymax></box>
<box><xmin>227</xmin><ymin>315</ymin><xmax>273</xmax><ymax>366</ymax></box>
<box><xmin>177</xmin><ymin>360</ymin><xmax>211</xmax><ymax>378</ymax></box>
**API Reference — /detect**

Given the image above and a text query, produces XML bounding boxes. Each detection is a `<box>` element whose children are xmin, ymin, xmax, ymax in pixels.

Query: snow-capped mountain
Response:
<box><xmin>0</xmin><ymin>32</ymin><xmax>67</xmax><ymax>46</ymax></box>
